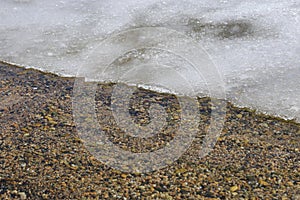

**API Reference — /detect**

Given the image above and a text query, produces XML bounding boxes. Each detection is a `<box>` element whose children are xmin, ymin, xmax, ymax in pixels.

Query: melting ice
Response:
<box><xmin>0</xmin><ymin>0</ymin><xmax>299</xmax><ymax>121</ymax></box>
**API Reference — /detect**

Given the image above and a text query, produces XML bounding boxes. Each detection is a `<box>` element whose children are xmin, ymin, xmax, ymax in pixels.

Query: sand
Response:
<box><xmin>0</xmin><ymin>62</ymin><xmax>299</xmax><ymax>199</ymax></box>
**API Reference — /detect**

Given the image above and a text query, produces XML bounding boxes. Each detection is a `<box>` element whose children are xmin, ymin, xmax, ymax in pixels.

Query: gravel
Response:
<box><xmin>0</xmin><ymin>63</ymin><xmax>299</xmax><ymax>199</ymax></box>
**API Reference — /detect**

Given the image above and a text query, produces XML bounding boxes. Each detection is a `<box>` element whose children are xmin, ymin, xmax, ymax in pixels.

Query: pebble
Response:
<box><xmin>0</xmin><ymin>64</ymin><xmax>299</xmax><ymax>199</ymax></box>
<box><xmin>230</xmin><ymin>185</ymin><xmax>239</xmax><ymax>192</ymax></box>
<box><xmin>19</xmin><ymin>192</ymin><xmax>27</xmax><ymax>200</ymax></box>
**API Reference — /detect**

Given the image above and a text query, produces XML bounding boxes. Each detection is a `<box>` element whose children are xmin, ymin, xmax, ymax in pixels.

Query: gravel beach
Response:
<box><xmin>0</xmin><ymin>63</ymin><xmax>299</xmax><ymax>199</ymax></box>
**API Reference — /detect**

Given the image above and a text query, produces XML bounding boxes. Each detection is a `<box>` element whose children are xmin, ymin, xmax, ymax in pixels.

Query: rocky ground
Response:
<box><xmin>0</xmin><ymin>63</ymin><xmax>299</xmax><ymax>199</ymax></box>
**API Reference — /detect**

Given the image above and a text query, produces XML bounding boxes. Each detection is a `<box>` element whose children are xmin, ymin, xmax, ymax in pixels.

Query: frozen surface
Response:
<box><xmin>0</xmin><ymin>0</ymin><xmax>299</xmax><ymax>121</ymax></box>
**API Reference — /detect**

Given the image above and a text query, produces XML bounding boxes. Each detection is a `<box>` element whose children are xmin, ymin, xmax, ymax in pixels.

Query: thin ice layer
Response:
<box><xmin>0</xmin><ymin>0</ymin><xmax>299</xmax><ymax>121</ymax></box>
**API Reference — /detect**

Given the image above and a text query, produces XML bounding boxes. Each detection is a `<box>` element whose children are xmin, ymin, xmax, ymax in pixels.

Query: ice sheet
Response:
<box><xmin>0</xmin><ymin>0</ymin><xmax>299</xmax><ymax>121</ymax></box>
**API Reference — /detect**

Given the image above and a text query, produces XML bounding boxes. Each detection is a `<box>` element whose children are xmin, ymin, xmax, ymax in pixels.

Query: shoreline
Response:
<box><xmin>0</xmin><ymin>63</ymin><xmax>299</xmax><ymax>199</ymax></box>
<box><xmin>1</xmin><ymin>60</ymin><xmax>299</xmax><ymax>125</ymax></box>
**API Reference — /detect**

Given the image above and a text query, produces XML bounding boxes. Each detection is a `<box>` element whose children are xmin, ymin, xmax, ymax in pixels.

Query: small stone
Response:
<box><xmin>246</xmin><ymin>175</ymin><xmax>256</xmax><ymax>182</ymax></box>
<box><xmin>45</xmin><ymin>116</ymin><xmax>57</xmax><ymax>125</ymax></box>
<box><xmin>49</xmin><ymin>120</ymin><xmax>57</xmax><ymax>125</ymax></box>
<box><xmin>12</xmin><ymin>190</ymin><xmax>18</xmax><ymax>194</ymax></box>
<box><xmin>70</xmin><ymin>164</ymin><xmax>79</xmax><ymax>170</ymax></box>
<box><xmin>225</xmin><ymin>177</ymin><xmax>232</xmax><ymax>181</ymax></box>
<box><xmin>121</xmin><ymin>174</ymin><xmax>127</xmax><ymax>179</ymax></box>
<box><xmin>139</xmin><ymin>186</ymin><xmax>146</xmax><ymax>190</ymax></box>
<box><xmin>175</xmin><ymin>168</ymin><xmax>187</xmax><ymax>174</ymax></box>
<box><xmin>0</xmin><ymin>107</ymin><xmax>9</xmax><ymax>112</ymax></box>
<box><xmin>33</xmin><ymin>123</ymin><xmax>42</xmax><ymax>127</ymax></box>
<box><xmin>287</xmin><ymin>181</ymin><xmax>294</xmax><ymax>186</ymax></box>
<box><xmin>232</xmin><ymin>192</ymin><xmax>238</xmax><ymax>196</ymax></box>
<box><xmin>173</xmin><ymin>115</ymin><xmax>180</xmax><ymax>120</ymax></box>
<box><xmin>19</xmin><ymin>192</ymin><xmax>27</xmax><ymax>199</ymax></box>
<box><xmin>237</xmin><ymin>114</ymin><xmax>243</xmax><ymax>119</ymax></box>
<box><xmin>61</xmin><ymin>182</ymin><xmax>67</xmax><ymax>188</ymax></box>
<box><xmin>259</xmin><ymin>179</ymin><xmax>269</xmax><ymax>186</ymax></box>
<box><xmin>12</xmin><ymin>123</ymin><xmax>19</xmax><ymax>129</ymax></box>
<box><xmin>103</xmin><ymin>192</ymin><xmax>109</xmax><ymax>198</ymax></box>
<box><xmin>21</xmin><ymin>128</ymin><xmax>29</xmax><ymax>132</ymax></box>
<box><xmin>261</xmin><ymin>123</ymin><xmax>269</xmax><ymax>128</ymax></box>
<box><xmin>165</xmin><ymin>194</ymin><xmax>173</xmax><ymax>200</ymax></box>
<box><xmin>230</xmin><ymin>185</ymin><xmax>239</xmax><ymax>192</ymax></box>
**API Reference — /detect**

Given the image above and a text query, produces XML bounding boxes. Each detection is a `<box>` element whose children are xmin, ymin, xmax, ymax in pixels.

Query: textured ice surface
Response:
<box><xmin>0</xmin><ymin>0</ymin><xmax>299</xmax><ymax>121</ymax></box>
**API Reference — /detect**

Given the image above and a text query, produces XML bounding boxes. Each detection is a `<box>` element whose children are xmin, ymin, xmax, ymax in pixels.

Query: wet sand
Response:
<box><xmin>0</xmin><ymin>63</ymin><xmax>299</xmax><ymax>199</ymax></box>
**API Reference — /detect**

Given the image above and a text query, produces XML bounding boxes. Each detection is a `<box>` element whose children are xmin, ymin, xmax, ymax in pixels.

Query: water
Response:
<box><xmin>0</xmin><ymin>0</ymin><xmax>299</xmax><ymax>121</ymax></box>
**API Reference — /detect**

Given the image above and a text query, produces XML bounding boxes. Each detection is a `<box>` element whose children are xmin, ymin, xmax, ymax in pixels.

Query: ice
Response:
<box><xmin>0</xmin><ymin>0</ymin><xmax>299</xmax><ymax>121</ymax></box>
